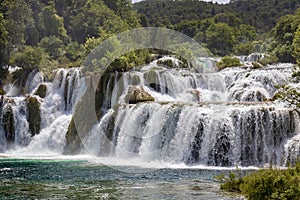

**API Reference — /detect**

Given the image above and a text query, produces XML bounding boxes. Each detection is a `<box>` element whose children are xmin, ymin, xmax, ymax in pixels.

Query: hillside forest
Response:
<box><xmin>1</xmin><ymin>0</ymin><xmax>300</xmax><ymax>84</ymax></box>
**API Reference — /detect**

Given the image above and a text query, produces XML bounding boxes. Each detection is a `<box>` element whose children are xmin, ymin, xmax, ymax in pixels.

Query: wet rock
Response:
<box><xmin>34</xmin><ymin>84</ymin><xmax>47</xmax><ymax>98</ymax></box>
<box><xmin>251</xmin><ymin>62</ymin><xmax>263</xmax><ymax>69</ymax></box>
<box><xmin>3</xmin><ymin>105</ymin><xmax>15</xmax><ymax>144</ymax></box>
<box><xmin>125</xmin><ymin>86</ymin><xmax>155</xmax><ymax>104</ymax></box>
<box><xmin>64</xmin><ymin>73</ymin><xmax>118</xmax><ymax>155</ymax></box>
<box><xmin>26</xmin><ymin>96</ymin><xmax>41</xmax><ymax>137</ymax></box>
<box><xmin>0</xmin><ymin>87</ymin><xmax>5</xmax><ymax>95</ymax></box>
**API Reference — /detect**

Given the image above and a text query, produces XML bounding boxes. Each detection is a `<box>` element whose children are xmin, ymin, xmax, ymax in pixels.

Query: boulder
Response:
<box><xmin>3</xmin><ymin>104</ymin><xmax>15</xmax><ymax>144</ymax></box>
<box><xmin>125</xmin><ymin>86</ymin><xmax>155</xmax><ymax>104</ymax></box>
<box><xmin>34</xmin><ymin>84</ymin><xmax>47</xmax><ymax>98</ymax></box>
<box><xmin>26</xmin><ymin>96</ymin><xmax>41</xmax><ymax>136</ymax></box>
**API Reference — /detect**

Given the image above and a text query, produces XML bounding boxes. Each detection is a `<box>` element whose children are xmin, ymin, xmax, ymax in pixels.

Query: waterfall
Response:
<box><xmin>81</xmin><ymin>61</ymin><xmax>300</xmax><ymax>167</ymax></box>
<box><xmin>0</xmin><ymin>68</ymin><xmax>85</xmax><ymax>153</ymax></box>
<box><xmin>0</xmin><ymin>58</ymin><xmax>300</xmax><ymax>167</ymax></box>
<box><xmin>87</xmin><ymin>103</ymin><xmax>298</xmax><ymax>167</ymax></box>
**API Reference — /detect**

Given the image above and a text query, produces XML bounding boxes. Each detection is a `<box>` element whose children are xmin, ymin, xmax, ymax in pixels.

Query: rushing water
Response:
<box><xmin>1</xmin><ymin>54</ymin><xmax>299</xmax><ymax>198</ymax></box>
<box><xmin>0</xmin><ymin>158</ymin><xmax>246</xmax><ymax>200</ymax></box>
<box><xmin>1</xmin><ymin>56</ymin><xmax>300</xmax><ymax>167</ymax></box>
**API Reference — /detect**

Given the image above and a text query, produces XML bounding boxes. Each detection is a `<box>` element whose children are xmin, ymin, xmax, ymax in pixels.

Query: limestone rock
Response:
<box><xmin>125</xmin><ymin>86</ymin><xmax>155</xmax><ymax>104</ymax></box>
<box><xmin>26</xmin><ymin>96</ymin><xmax>41</xmax><ymax>137</ymax></box>
<box><xmin>34</xmin><ymin>84</ymin><xmax>47</xmax><ymax>98</ymax></box>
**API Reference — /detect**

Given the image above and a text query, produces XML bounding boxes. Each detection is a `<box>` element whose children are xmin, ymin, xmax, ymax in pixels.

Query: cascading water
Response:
<box><xmin>0</xmin><ymin>68</ymin><xmax>84</xmax><ymax>154</ymax></box>
<box><xmin>83</xmin><ymin>59</ymin><xmax>300</xmax><ymax>167</ymax></box>
<box><xmin>1</xmin><ymin>57</ymin><xmax>300</xmax><ymax>167</ymax></box>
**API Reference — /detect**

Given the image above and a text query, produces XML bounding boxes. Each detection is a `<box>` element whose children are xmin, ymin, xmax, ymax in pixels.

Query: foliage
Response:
<box><xmin>219</xmin><ymin>163</ymin><xmax>300</xmax><ymax>200</ymax></box>
<box><xmin>38</xmin><ymin>36</ymin><xmax>64</xmax><ymax>60</ymax></box>
<box><xmin>69</xmin><ymin>0</ymin><xmax>128</xmax><ymax>43</ymax></box>
<box><xmin>234</xmin><ymin>42</ymin><xmax>254</xmax><ymax>55</ymax></box>
<box><xmin>1</xmin><ymin>0</ymin><xmax>34</xmax><ymax>49</ymax></box>
<box><xmin>216</xmin><ymin>56</ymin><xmax>242</xmax><ymax>70</ymax></box>
<box><xmin>38</xmin><ymin>4</ymin><xmax>68</xmax><ymax>39</ymax></box>
<box><xmin>272</xmin><ymin>10</ymin><xmax>300</xmax><ymax>63</ymax></box>
<box><xmin>257</xmin><ymin>54</ymin><xmax>278</xmax><ymax>66</ymax></box>
<box><xmin>206</xmin><ymin>23</ymin><xmax>236</xmax><ymax>56</ymax></box>
<box><xmin>0</xmin><ymin>66</ymin><xmax>9</xmax><ymax>82</ymax></box>
<box><xmin>9</xmin><ymin>46</ymin><xmax>46</xmax><ymax>70</ymax></box>
<box><xmin>293</xmin><ymin>25</ymin><xmax>300</xmax><ymax>64</ymax></box>
<box><xmin>1</xmin><ymin>0</ymin><xmax>300</xmax><ymax>71</ymax></box>
<box><xmin>0</xmin><ymin>13</ymin><xmax>8</xmax><ymax>66</ymax></box>
<box><xmin>216</xmin><ymin>169</ymin><xmax>243</xmax><ymax>192</ymax></box>
<box><xmin>134</xmin><ymin>0</ymin><xmax>300</xmax><ymax>33</ymax></box>
<box><xmin>273</xmin><ymin>85</ymin><xmax>300</xmax><ymax>108</ymax></box>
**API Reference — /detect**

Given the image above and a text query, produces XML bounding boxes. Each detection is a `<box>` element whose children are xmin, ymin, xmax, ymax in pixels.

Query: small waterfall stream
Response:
<box><xmin>0</xmin><ymin>56</ymin><xmax>300</xmax><ymax>167</ymax></box>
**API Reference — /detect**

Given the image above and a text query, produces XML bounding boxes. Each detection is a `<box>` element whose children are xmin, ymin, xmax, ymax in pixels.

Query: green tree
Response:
<box><xmin>1</xmin><ymin>0</ymin><xmax>34</xmax><ymax>49</ymax></box>
<box><xmin>38</xmin><ymin>4</ymin><xmax>67</xmax><ymax>39</ymax></box>
<box><xmin>293</xmin><ymin>25</ymin><xmax>300</xmax><ymax>64</ymax></box>
<box><xmin>206</xmin><ymin>23</ymin><xmax>236</xmax><ymax>56</ymax></box>
<box><xmin>70</xmin><ymin>0</ymin><xmax>128</xmax><ymax>43</ymax></box>
<box><xmin>272</xmin><ymin>12</ymin><xmax>300</xmax><ymax>63</ymax></box>
<box><xmin>235</xmin><ymin>24</ymin><xmax>256</xmax><ymax>42</ymax></box>
<box><xmin>115</xmin><ymin>0</ymin><xmax>140</xmax><ymax>28</ymax></box>
<box><xmin>38</xmin><ymin>36</ymin><xmax>64</xmax><ymax>60</ymax></box>
<box><xmin>0</xmin><ymin>13</ymin><xmax>8</xmax><ymax>66</ymax></box>
<box><xmin>10</xmin><ymin>46</ymin><xmax>46</xmax><ymax>70</ymax></box>
<box><xmin>213</xmin><ymin>13</ymin><xmax>242</xmax><ymax>27</ymax></box>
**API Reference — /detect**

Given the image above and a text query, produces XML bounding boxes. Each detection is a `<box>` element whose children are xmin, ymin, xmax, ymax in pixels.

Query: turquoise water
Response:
<box><xmin>0</xmin><ymin>158</ymin><xmax>244</xmax><ymax>199</ymax></box>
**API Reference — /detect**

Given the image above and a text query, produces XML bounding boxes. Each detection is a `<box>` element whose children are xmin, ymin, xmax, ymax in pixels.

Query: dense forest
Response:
<box><xmin>135</xmin><ymin>0</ymin><xmax>300</xmax><ymax>60</ymax></box>
<box><xmin>1</xmin><ymin>0</ymin><xmax>300</xmax><ymax>83</ymax></box>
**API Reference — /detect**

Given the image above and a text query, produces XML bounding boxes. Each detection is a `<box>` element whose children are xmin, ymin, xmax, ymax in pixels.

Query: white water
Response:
<box><xmin>0</xmin><ymin>68</ymin><xmax>84</xmax><ymax>154</ymax></box>
<box><xmin>1</xmin><ymin>58</ymin><xmax>300</xmax><ymax>168</ymax></box>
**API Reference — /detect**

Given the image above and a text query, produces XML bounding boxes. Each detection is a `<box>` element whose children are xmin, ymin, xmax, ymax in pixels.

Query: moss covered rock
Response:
<box><xmin>0</xmin><ymin>87</ymin><xmax>5</xmax><ymax>95</ymax></box>
<box><xmin>3</xmin><ymin>104</ymin><xmax>15</xmax><ymax>144</ymax></box>
<box><xmin>157</xmin><ymin>59</ymin><xmax>174</xmax><ymax>68</ymax></box>
<box><xmin>26</xmin><ymin>96</ymin><xmax>41</xmax><ymax>137</ymax></box>
<box><xmin>64</xmin><ymin>74</ymin><xmax>109</xmax><ymax>154</ymax></box>
<box><xmin>125</xmin><ymin>86</ymin><xmax>155</xmax><ymax>104</ymax></box>
<box><xmin>64</xmin><ymin>117</ymin><xmax>81</xmax><ymax>155</ymax></box>
<box><xmin>34</xmin><ymin>84</ymin><xmax>47</xmax><ymax>98</ymax></box>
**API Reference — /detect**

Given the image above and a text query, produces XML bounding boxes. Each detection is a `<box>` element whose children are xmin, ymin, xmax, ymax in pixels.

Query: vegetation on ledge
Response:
<box><xmin>217</xmin><ymin>163</ymin><xmax>300</xmax><ymax>200</ymax></box>
<box><xmin>216</xmin><ymin>56</ymin><xmax>242</xmax><ymax>70</ymax></box>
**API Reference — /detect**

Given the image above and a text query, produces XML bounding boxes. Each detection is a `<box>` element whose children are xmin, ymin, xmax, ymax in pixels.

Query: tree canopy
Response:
<box><xmin>1</xmin><ymin>0</ymin><xmax>300</xmax><ymax>70</ymax></box>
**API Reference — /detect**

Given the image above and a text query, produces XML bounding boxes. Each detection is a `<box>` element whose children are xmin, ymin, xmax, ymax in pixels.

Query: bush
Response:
<box><xmin>219</xmin><ymin>163</ymin><xmax>300</xmax><ymax>200</ymax></box>
<box><xmin>216</xmin><ymin>169</ymin><xmax>243</xmax><ymax>193</ymax></box>
<box><xmin>234</xmin><ymin>41</ymin><xmax>254</xmax><ymax>55</ymax></box>
<box><xmin>258</xmin><ymin>54</ymin><xmax>278</xmax><ymax>66</ymax></box>
<box><xmin>38</xmin><ymin>36</ymin><xmax>64</xmax><ymax>60</ymax></box>
<box><xmin>9</xmin><ymin>46</ymin><xmax>47</xmax><ymax>70</ymax></box>
<box><xmin>216</xmin><ymin>56</ymin><xmax>242</xmax><ymax>70</ymax></box>
<box><xmin>273</xmin><ymin>85</ymin><xmax>300</xmax><ymax>107</ymax></box>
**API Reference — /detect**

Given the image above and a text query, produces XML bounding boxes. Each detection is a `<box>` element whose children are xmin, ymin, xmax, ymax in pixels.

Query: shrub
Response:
<box><xmin>216</xmin><ymin>56</ymin><xmax>242</xmax><ymax>70</ymax></box>
<box><xmin>219</xmin><ymin>163</ymin><xmax>300</xmax><ymax>200</ymax></box>
<box><xmin>9</xmin><ymin>46</ymin><xmax>47</xmax><ymax>70</ymax></box>
<box><xmin>258</xmin><ymin>54</ymin><xmax>278</xmax><ymax>66</ymax></box>
<box><xmin>216</xmin><ymin>168</ymin><xmax>243</xmax><ymax>193</ymax></box>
